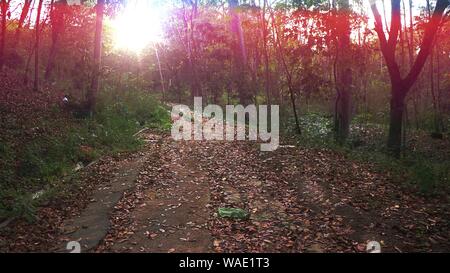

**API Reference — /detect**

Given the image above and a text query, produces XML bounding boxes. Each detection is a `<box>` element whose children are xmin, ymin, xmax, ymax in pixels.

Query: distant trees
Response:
<box><xmin>0</xmin><ymin>0</ymin><xmax>448</xmax><ymax>156</ymax></box>
<box><xmin>162</xmin><ymin>0</ymin><xmax>449</xmax><ymax>147</ymax></box>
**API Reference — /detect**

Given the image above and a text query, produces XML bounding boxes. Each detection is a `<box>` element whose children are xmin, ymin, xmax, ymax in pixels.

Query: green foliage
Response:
<box><xmin>289</xmin><ymin>0</ymin><xmax>330</xmax><ymax>9</ymax></box>
<box><xmin>352</xmin><ymin>113</ymin><xmax>374</xmax><ymax>125</ymax></box>
<box><xmin>18</xmin><ymin>138</ymin><xmax>72</xmax><ymax>180</ymax></box>
<box><xmin>0</xmin><ymin>190</ymin><xmax>37</xmax><ymax>222</ymax></box>
<box><xmin>299</xmin><ymin>112</ymin><xmax>333</xmax><ymax>139</ymax></box>
<box><xmin>409</xmin><ymin>160</ymin><xmax>449</xmax><ymax>193</ymax></box>
<box><xmin>97</xmin><ymin>88</ymin><xmax>171</xmax><ymax>130</ymax></box>
<box><xmin>283</xmin><ymin>112</ymin><xmax>334</xmax><ymax>146</ymax></box>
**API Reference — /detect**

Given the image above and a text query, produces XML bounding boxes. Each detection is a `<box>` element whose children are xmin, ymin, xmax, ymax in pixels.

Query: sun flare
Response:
<box><xmin>111</xmin><ymin>0</ymin><xmax>165</xmax><ymax>53</ymax></box>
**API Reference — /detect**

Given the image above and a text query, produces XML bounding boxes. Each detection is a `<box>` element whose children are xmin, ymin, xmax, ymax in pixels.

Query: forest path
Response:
<box><xmin>86</xmin><ymin>130</ymin><xmax>449</xmax><ymax>253</ymax></box>
<box><xmin>100</xmin><ymin>133</ymin><xmax>213</xmax><ymax>252</ymax></box>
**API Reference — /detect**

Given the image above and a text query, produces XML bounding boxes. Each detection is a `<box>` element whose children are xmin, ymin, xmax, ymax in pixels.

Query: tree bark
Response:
<box><xmin>45</xmin><ymin>0</ymin><xmax>66</xmax><ymax>81</ymax></box>
<box><xmin>229</xmin><ymin>0</ymin><xmax>251</xmax><ymax>105</ymax></box>
<box><xmin>387</xmin><ymin>84</ymin><xmax>406</xmax><ymax>156</ymax></box>
<box><xmin>182</xmin><ymin>1</ymin><xmax>201</xmax><ymax>99</ymax></box>
<box><xmin>269</xmin><ymin>6</ymin><xmax>301</xmax><ymax>135</ymax></box>
<box><xmin>33</xmin><ymin>0</ymin><xmax>44</xmax><ymax>92</ymax></box>
<box><xmin>87</xmin><ymin>0</ymin><xmax>105</xmax><ymax>114</ymax></box>
<box><xmin>334</xmin><ymin>0</ymin><xmax>352</xmax><ymax>143</ymax></box>
<box><xmin>261</xmin><ymin>0</ymin><xmax>271</xmax><ymax>105</ymax></box>
<box><xmin>154</xmin><ymin>43</ymin><xmax>166</xmax><ymax>101</ymax></box>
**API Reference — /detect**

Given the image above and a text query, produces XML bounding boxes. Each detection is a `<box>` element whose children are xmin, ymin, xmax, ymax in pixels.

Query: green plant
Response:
<box><xmin>0</xmin><ymin>190</ymin><xmax>37</xmax><ymax>222</ymax></box>
<box><xmin>283</xmin><ymin>112</ymin><xmax>334</xmax><ymax>147</ymax></box>
<box><xmin>96</xmin><ymin>88</ymin><xmax>170</xmax><ymax>130</ymax></box>
<box><xmin>410</xmin><ymin>161</ymin><xmax>449</xmax><ymax>193</ymax></box>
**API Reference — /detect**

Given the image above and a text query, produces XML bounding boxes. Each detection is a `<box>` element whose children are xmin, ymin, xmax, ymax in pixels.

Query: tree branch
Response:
<box><xmin>387</xmin><ymin>0</ymin><xmax>401</xmax><ymax>50</ymax></box>
<box><xmin>370</xmin><ymin>0</ymin><xmax>401</xmax><ymax>84</ymax></box>
<box><xmin>370</xmin><ymin>1</ymin><xmax>388</xmax><ymax>53</ymax></box>
<box><xmin>404</xmin><ymin>0</ymin><xmax>450</xmax><ymax>91</ymax></box>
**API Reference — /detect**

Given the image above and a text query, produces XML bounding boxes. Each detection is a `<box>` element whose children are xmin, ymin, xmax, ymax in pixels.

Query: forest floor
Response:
<box><xmin>2</xmin><ymin>128</ymin><xmax>448</xmax><ymax>253</ymax></box>
<box><xmin>0</xmin><ymin>72</ymin><xmax>448</xmax><ymax>252</ymax></box>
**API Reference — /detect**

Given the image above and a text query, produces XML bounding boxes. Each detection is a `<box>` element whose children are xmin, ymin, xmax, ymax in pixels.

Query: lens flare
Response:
<box><xmin>111</xmin><ymin>0</ymin><xmax>164</xmax><ymax>53</ymax></box>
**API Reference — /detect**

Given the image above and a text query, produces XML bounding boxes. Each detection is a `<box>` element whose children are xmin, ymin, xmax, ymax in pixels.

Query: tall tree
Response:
<box><xmin>154</xmin><ymin>43</ymin><xmax>166</xmax><ymax>101</ymax></box>
<box><xmin>261</xmin><ymin>0</ymin><xmax>271</xmax><ymax>105</ymax></box>
<box><xmin>34</xmin><ymin>0</ymin><xmax>44</xmax><ymax>92</ymax></box>
<box><xmin>45</xmin><ymin>0</ymin><xmax>67</xmax><ymax>80</ymax></box>
<box><xmin>334</xmin><ymin>0</ymin><xmax>352</xmax><ymax>143</ymax></box>
<box><xmin>268</xmin><ymin>5</ymin><xmax>301</xmax><ymax>134</ymax></box>
<box><xmin>87</xmin><ymin>0</ymin><xmax>105</xmax><ymax>113</ymax></box>
<box><xmin>370</xmin><ymin>0</ymin><xmax>450</xmax><ymax>156</ymax></box>
<box><xmin>229</xmin><ymin>0</ymin><xmax>252</xmax><ymax>104</ymax></box>
<box><xmin>182</xmin><ymin>0</ymin><xmax>201</xmax><ymax>98</ymax></box>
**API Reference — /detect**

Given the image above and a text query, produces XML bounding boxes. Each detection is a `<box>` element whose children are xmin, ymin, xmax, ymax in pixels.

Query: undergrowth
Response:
<box><xmin>0</xmin><ymin>89</ymin><xmax>170</xmax><ymax>221</ymax></box>
<box><xmin>283</xmin><ymin>112</ymin><xmax>450</xmax><ymax>196</ymax></box>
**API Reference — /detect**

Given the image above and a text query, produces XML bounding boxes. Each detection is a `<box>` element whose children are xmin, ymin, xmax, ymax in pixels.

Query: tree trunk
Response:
<box><xmin>229</xmin><ymin>0</ymin><xmax>251</xmax><ymax>105</ymax></box>
<box><xmin>13</xmin><ymin>0</ymin><xmax>32</xmax><ymax>48</ymax></box>
<box><xmin>0</xmin><ymin>0</ymin><xmax>9</xmax><ymax>70</ymax></box>
<box><xmin>45</xmin><ymin>0</ymin><xmax>66</xmax><ymax>81</ymax></box>
<box><xmin>261</xmin><ymin>0</ymin><xmax>271</xmax><ymax>105</ymax></box>
<box><xmin>154</xmin><ymin>44</ymin><xmax>166</xmax><ymax>101</ymax></box>
<box><xmin>33</xmin><ymin>0</ymin><xmax>44</xmax><ymax>92</ymax></box>
<box><xmin>182</xmin><ymin>1</ymin><xmax>201</xmax><ymax>99</ymax></box>
<box><xmin>268</xmin><ymin>7</ymin><xmax>301</xmax><ymax>135</ymax></box>
<box><xmin>334</xmin><ymin>0</ymin><xmax>352</xmax><ymax>143</ymax></box>
<box><xmin>387</xmin><ymin>85</ymin><xmax>406</xmax><ymax>156</ymax></box>
<box><xmin>87</xmin><ymin>0</ymin><xmax>104</xmax><ymax>114</ymax></box>
<box><xmin>426</xmin><ymin>0</ymin><xmax>440</xmax><ymax>134</ymax></box>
